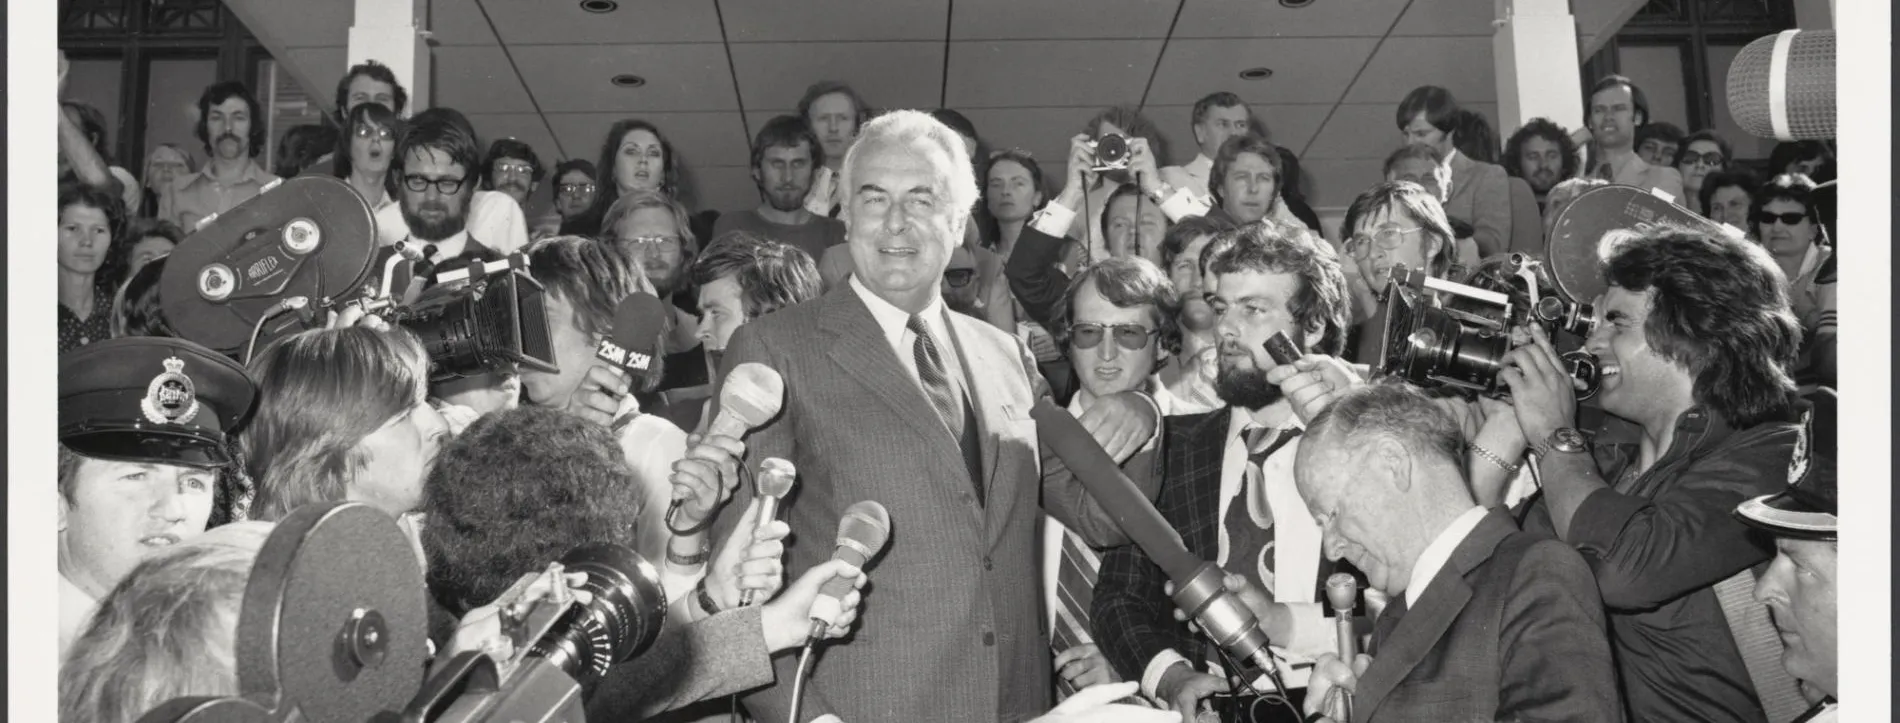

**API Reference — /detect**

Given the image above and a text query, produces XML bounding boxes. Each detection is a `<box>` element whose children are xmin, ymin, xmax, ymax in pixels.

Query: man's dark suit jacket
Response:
<box><xmin>1353</xmin><ymin>510</ymin><xmax>1620</xmax><ymax>722</ymax></box>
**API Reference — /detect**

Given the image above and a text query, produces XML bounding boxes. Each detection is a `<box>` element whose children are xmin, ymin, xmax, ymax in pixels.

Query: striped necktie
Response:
<box><xmin>1050</xmin><ymin>523</ymin><xmax>1101</xmax><ymax>700</ymax></box>
<box><xmin>908</xmin><ymin>314</ymin><xmax>962</xmax><ymax>441</ymax></box>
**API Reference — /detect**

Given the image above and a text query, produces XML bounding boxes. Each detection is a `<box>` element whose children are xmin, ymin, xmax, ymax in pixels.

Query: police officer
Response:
<box><xmin>1736</xmin><ymin>389</ymin><xmax>1839</xmax><ymax>723</ymax></box>
<box><xmin>58</xmin><ymin>337</ymin><xmax>258</xmax><ymax>658</ymax></box>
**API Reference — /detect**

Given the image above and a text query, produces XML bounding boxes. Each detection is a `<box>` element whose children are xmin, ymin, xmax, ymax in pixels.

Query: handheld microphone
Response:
<box><xmin>1030</xmin><ymin>398</ymin><xmax>1277</xmax><ymax>672</ymax></box>
<box><xmin>1728</xmin><ymin>29</ymin><xmax>1834</xmax><ymax>140</ymax></box>
<box><xmin>808</xmin><ymin>501</ymin><xmax>891</xmax><ymax>633</ymax></box>
<box><xmin>601</xmin><ymin>293</ymin><xmax>673</xmax><ymax>431</ymax></box>
<box><xmin>739</xmin><ymin>458</ymin><xmax>798</xmax><ymax>607</ymax></box>
<box><xmin>1324</xmin><ymin>573</ymin><xmax>1360</xmax><ymax>721</ymax></box>
<box><xmin>703</xmin><ymin>363</ymin><xmax>787</xmax><ymax>439</ymax></box>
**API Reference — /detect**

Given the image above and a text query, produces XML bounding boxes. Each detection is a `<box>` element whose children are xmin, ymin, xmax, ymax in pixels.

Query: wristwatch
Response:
<box><xmin>1533</xmin><ymin>427</ymin><xmax>1587</xmax><ymax>459</ymax></box>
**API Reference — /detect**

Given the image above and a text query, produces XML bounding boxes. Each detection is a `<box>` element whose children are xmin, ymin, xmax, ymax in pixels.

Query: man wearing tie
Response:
<box><xmin>1091</xmin><ymin>219</ymin><xmax>1363</xmax><ymax>720</ymax></box>
<box><xmin>709</xmin><ymin>110</ymin><xmax>1160</xmax><ymax>723</ymax></box>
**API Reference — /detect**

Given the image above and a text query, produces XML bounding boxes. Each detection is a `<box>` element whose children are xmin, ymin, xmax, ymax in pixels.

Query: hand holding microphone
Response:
<box><xmin>702</xmin><ymin>495</ymin><xmax>792</xmax><ymax>613</ymax></box>
<box><xmin>573</xmin><ymin>293</ymin><xmax>668</xmax><ymax>428</ymax></box>
<box><xmin>738</xmin><ymin>458</ymin><xmax>797</xmax><ymax>606</ymax></box>
<box><xmin>762</xmin><ymin>557</ymin><xmax>867</xmax><ymax>652</ymax></box>
<box><xmin>662</xmin><ymin>362</ymin><xmax>785</xmax><ymax>534</ymax></box>
<box><xmin>806</xmin><ymin>502</ymin><xmax>890</xmax><ymax>638</ymax></box>
<box><xmin>1322</xmin><ymin>573</ymin><xmax>1360</xmax><ymax>722</ymax></box>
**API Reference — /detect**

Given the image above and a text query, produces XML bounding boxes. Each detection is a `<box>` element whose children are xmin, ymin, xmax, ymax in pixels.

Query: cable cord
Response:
<box><xmin>1213</xmin><ymin>644</ymin><xmax>1302</xmax><ymax>722</ymax></box>
<box><xmin>787</xmin><ymin>632</ymin><xmax>820</xmax><ymax>723</ymax></box>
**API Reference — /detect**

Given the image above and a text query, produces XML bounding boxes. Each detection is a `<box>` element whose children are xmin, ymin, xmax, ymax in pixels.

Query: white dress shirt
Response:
<box><xmin>1404</xmin><ymin>506</ymin><xmax>1490</xmax><ymax>606</ymax></box>
<box><xmin>1159</xmin><ymin>153</ymin><xmax>1215</xmax><ymax>199</ymax></box>
<box><xmin>848</xmin><ymin>275</ymin><xmax>968</xmax><ymax>393</ymax></box>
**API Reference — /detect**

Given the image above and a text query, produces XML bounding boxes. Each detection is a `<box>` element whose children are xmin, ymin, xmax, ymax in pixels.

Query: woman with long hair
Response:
<box><xmin>563</xmin><ymin>119</ymin><xmax>684</xmax><ymax>237</ymax></box>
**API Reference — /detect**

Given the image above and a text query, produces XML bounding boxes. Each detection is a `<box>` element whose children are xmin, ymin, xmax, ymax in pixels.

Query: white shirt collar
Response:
<box><xmin>849</xmin><ymin>274</ymin><xmax>947</xmax><ymax>344</ymax></box>
<box><xmin>1405</xmin><ymin>506</ymin><xmax>1490</xmax><ymax>605</ymax></box>
<box><xmin>1069</xmin><ymin>376</ymin><xmax>1168</xmax><ymax>416</ymax></box>
<box><xmin>405</xmin><ymin>229</ymin><xmax>471</xmax><ymax>263</ymax></box>
<box><xmin>1225</xmin><ymin>400</ymin><xmax>1303</xmax><ymax>444</ymax></box>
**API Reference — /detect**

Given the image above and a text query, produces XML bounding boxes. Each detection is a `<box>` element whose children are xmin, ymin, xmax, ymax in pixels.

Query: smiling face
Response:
<box><xmin>1754</xmin><ymin>537</ymin><xmax>1838</xmax><ymax>698</ymax></box>
<box><xmin>59</xmin><ymin>456</ymin><xmax>216</xmax><ymax>596</ymax></box>
<box><xmin>614</xmin><ymin>129</ymin><xmax>665</xmax><ymax>195</ymax></box>
<box><xmin>1584</xmin><ymin>286</ymin><xmax>1696</xmax><ymax>429</ymax></box>
<box><xmin>844</xmin><ymin>137</ymin><xmax>964</xmax><ymax>313</ymax></box>
<box><xmin>1069</xmin><ymin>278</ymin><xmax>1161</xmax><ymax>400</ymax></box>
<box><xmin>985</xmin><ymin>158</ymin><xmax>1041</xmax><ymax>224</ymax></box>
<box><xmin>59</xmin><ymin>203</ymin><xmax>112</xmax><ymax>277</ymax></box>
<box><xmin>1219</xmin><ymin>152</ymin><xmax>1279</xmax><ymax>223</ymax></box>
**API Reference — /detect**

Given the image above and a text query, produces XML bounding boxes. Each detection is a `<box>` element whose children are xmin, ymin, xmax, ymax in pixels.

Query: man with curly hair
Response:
<box><xmin>1503</xmin><ymin>117</ymin><xmax>1581</xmax><ymax>211</ymax></box>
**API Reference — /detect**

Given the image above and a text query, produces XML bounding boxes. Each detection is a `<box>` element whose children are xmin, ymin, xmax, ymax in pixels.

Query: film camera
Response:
<box><xmin>1088</xmin><ymin>132</ymin><xmax>1132</xmax><ymax>173</ymax></box>
<box><xmin>160</xmin><ymin>176</ymin><xmax>557</xmax><ymax>379</ymax></box>
<box><xmin>139</xmin><ymin>502</ymin><xmax>666</xmax><ymax>723</ymax></box>
<box><xmin>1376</xmin><ymin>254</ymin><xmax>1602</xmax><ymax>401</ymax></box>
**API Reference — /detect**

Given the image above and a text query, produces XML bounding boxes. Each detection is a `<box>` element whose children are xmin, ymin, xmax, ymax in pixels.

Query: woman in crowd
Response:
<box><xmin>564</xmin><ymin>119</ymin><xmax>683</xmax><ymax>236</ymax></box>
<box><xmin>334</xmin><ymin>102</ymin><xmax>403</xmax><ymax>211</ymax></box>
<box><xmin>1338</xmin><ymin>181</ymin><xmax>1459</xmax><ymax>364</ymax></box>
<box><xmin>1395</xmin><ymin>85</ymin><xmax>1512</xmax><ymax>257</ymax></box>
<box><xmin>141</xmin><ymin>143</ymin><xmax>196</xmax><ymax>221</ymax></box>
<box><xmin>1699</xmin><ymin>169</ymin><xmax>1760</xmax><ymax>233</ymax></box>
<box><xmin>59</xmin><ymin>184</ymin><xmax>126</xmax><ymax>354</ymax></box>
<box><xmin>1769</xmin><ymin>140</ymin><xmax>1832</xmax><ymax>179</ymax></box>
<box><xmin>120</xmin><ymin>217</ymin><xmax>183</xmax><ymax>276</ymax></box>
<box><xmin>1752</xmin><ymin>174</ymin><xmax>1835</xmax><ymax>386</ymax></box>
<box><xmin>1676</xmin><ymin>130</ymin><xmax>1731</xmax><ymax>216</ymax></box>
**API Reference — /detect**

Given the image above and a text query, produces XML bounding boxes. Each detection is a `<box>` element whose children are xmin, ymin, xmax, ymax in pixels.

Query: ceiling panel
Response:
<box><xmin>428</xmin><ymin>0</ymin><xmax>498</xmax><ymax>46</ymax></box>
<box><xmin>956</xmin><ymin>107</ymin><xmax>1100</xmax><ymax>166</ymax></box>
<box><xmin>1144</xmin><ymin>38</ymin><xmax>1380</xmax><ymax>106</ymax></box>
<box><xmin>944</xmin><ymin>40</ymin><xmax>1162</xmax><ymax>109</ymax></box>
<box><xmin>1172</xmin><ymin>0</ymin><xmax>1413</xmax><ymax>38</ymax></box>
<box><xmin>509</xmin><ymin>44</ymin><xmax>738</xmax><ymax>113</ymax></box>
<box><xmin>1342</xmin><ymin>36</ymin><xmax>1497</xmax><ymax>103</ymax></box>
<box><xmin>432</xmin><ymin>46</ymin><xmax>536</xmax><ymax>113</ymax></box>
<box><xmin>950</xmin><ymin>0</ymin><xmax>1179</xmax><ymax>40</ymax></box>
<box><xmin>1390</xmin><ymin>0</ymin><xmax>1497</xmax><ymax>36</ymax></box>
<box><xmin>728</xmin><ymin>42</ymin><xmax>946</xmax><ymax>113</ymax></box>
<box><xmin>463</xmin><ymin>112</ymin><xmax>564</xmax><ymax>163</ymax></box>
<box><xmin>719</xmin><ymin>0</ymin><xmax>949</xmax><ymax>42</ymax></box>
<box><xmin>542</xmin><ymin>111</ymin><xmax>755</xmax><ymax>170</ymax></box>
<box><xmin>484</xmin><ymin>2</ymin><xmax>722</xmax><ymax>45</ymax></box>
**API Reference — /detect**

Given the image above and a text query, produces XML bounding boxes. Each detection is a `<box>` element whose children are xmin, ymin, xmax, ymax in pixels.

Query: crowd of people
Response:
<box><xmin>55</xmin><ymin>40</ymin><xmax>1842</xmax><ymax>723</ymax></box>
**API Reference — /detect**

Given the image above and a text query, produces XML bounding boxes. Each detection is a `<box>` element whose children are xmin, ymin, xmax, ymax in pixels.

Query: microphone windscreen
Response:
<box><xmin>716</xmin><ymin>363</ymin><xmax>786</xmax><ymax>429</ymax></box>
<box><xmin>598</xmin><ymin>293</ymin><xmax>670</xmax><ymax>376</ymax></box>
<box><xmin>833</xmin><ymin>500</ymin><xmax>891</xmax><ymax>567</ymax></box>
<box><xmin>1031</xmin><ymin>398</ymin><xmax>1201</xmax><ymax>580</ymax></box>
<box><xmin>756</xmin><ymin>457</ymin><xmax>798</xmax><ymax>498</ymax></box>
<box><xmin>1728</xmin><ymin>29</ymin><xmax>1835</xmax><ymax>141</ymax></box>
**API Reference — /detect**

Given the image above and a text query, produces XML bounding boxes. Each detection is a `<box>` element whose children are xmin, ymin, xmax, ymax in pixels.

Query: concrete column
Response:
<box><xmin>1492</xmin><ymin>0</ymin><xmax>1585</xmax><ymax>137</ymax></box>
<box><xmin>348</xmin><ymin>0</ymin><xmax>431</xmax><ymax>114</ymax></box>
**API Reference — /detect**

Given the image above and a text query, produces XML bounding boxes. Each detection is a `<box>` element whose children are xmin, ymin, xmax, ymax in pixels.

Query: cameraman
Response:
<box><xmin>1496</xmin><ymin>227</ymin><xmax>1809</xmax><ymax>722</ymax></box>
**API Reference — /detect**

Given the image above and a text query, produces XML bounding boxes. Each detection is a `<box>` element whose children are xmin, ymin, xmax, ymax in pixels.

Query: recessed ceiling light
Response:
<box><xmin>1279</xmin><ymin>0</ymin><xmax>1316</xmax><ymax>7</ymax></box>
<box><xmin>580</xmin><ymin>0</ymin><xmax>618</xmax><ymax>13</ymax></box>
<box><xmin>611</xmin><ymin>74</ymin><xmax>646</xmax><ymax>88</ymax></box>
<box><xmin>1239</xmin><ymin>67</ymin><xmax>1274</xmax><ymax>81</ymax></box>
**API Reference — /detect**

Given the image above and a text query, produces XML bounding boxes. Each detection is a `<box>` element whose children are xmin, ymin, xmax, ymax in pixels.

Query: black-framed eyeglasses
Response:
<box><xmin>1068</xmin><ymin>322</ymin><xmax>1157</xmax><ymax>351</ymax></box>
<box><xmin>402</xmin><ymin>174</ymin><xmax>467</xmax><ymax>194</ymax></box>
<box><xmin>1343</xmin><ymin>225</ymin><xmax>1420</xmax><ymax>259</ymax></box>
<box><xmin>557</xmin><ymin>182</ymin><xmax>597</xmax><ymax>196</ymax></box>
<box><xmin>1758</xmin><ymin>211</ymin><xmax>1809</xmax><ymax>226</ymax></box>
<box><xmin>943</xmin><ymin>269</ymin><xmax>977</xmax><ymax>287</ymax></box>
<box><xmin>1679</xmin><ymin>151</ymin><xmax>1724</xmax><ymax>167</ymax></box>
<box><xmin>352</xmin><ymin>126</ymin><xmax>394</xmax><ymax>140</ymax></box>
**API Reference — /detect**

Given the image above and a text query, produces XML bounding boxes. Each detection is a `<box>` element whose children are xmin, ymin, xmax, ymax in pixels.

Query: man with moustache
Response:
<box><xmin>714</xmin><ymin>115</ymin><xmax>847</xmax><ymax>262</ymax></box>
<box><xmin>482</xmin><ymin>138</ymin><xmax>544</xmax><ymax>212</ymax></box>
<box><xmin>161</xmin><ymin>81</ymin><xmax>279</xmax><ymax>230</ymax></box>
<box><xmin>708</xmin><ymin>110</ymin><xmax>1164</xmax><ymax>723</ymax></box>
<box><xmin>374</xmin><ymin>109</ymin><xmax>532</xmax><ymax>257</ymax></box>
<box><xmin>1504</xmin><ymin>117</ymin><xmax>1581</xmax><ymax>211</ymax></box>
<box><xmin>1092</xmin><ymin>220</ymin><xmax>1364</xmax><ymax>720</ymax></box>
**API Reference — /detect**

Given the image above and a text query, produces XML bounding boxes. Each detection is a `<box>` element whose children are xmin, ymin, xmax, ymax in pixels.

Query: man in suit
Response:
<box><xmin>1298</xmin><ymin>383</ymin><xmax>1620</xmax><ymax>722</ymax></box>
<box><xmin>1091</xmin><ymin>219</ymin><xmax>1361</xmax><ymax>720</ymax></box>
<box><xmin>708</xmin><ymin>110</ymin><xmax>1162</xmax><ymax>723</ymax></box>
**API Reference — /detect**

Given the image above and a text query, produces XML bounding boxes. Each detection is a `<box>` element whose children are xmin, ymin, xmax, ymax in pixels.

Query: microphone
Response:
<box><xmin>1728</xmin><ymin>29</ymin><xmax>1834</xmax><ymax>140</ymax></box>
<box><xmin>703</xmin><ymin>363</ymin><xmax>786</xmax><ymax>440</ymax></box>
<box><xmin>1324</xmin><ymin>573</ymin><xmax>1360</xmax><ymax>721</ymax></box>
<box><xmin>739</xmin><ymin>458</ymin><xmax>798</xmax><ymax>607</ymax></box>
<box><xmin>598</xmin><ymin>292</ymin><xmax>671</xmax><ymax>390</ymax></box>
<box><xmin>1029</xmin><ymin>398</ymin><xmax>1277</xmax><ymax>672</ymax></box>
<box><xmin>807</xmin><ymin>501</ymin><xmax>890</xmax><ymax>633</ymax></box>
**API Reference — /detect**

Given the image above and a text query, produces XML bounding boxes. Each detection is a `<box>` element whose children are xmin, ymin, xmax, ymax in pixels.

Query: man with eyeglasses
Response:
<box><xmin>551</xmin><ymin>159</ymin><xmax>600</xmax><ymax>224</ymax></box>
<box><xmin>373</xmin><ymin>107</ymin><xmax>531</xmax><ymax>261</ymax></box>
<box><xmin>482</xmin><ymin>138</ymin><xmax>544</xmax><ymax>213</ymax></box>
<box><xmin>1677</xmin><ymin>130</ymin><xmax>1732</xmax><ymax>217</ymax></box>
<box><xmin>1093</xmin><ymin>220</ymin><xmax>1367</xmax><ymax>721</ymax></box>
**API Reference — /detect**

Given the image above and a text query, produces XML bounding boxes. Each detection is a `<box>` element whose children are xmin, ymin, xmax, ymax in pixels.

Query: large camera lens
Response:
<box><xmin>1392</xmin><ymin>305</ymin><xmax>1511</xmax><ymax>394</ymax></box>
<box><xmin>1094</xmin><ymin>133</ymin><xmax>1130</xmax><ymax>168</ymax></box>
<box><xmin>524</xmin><ymin>543</ymin><xmax>666</xmax><ymax>684</ymax></box>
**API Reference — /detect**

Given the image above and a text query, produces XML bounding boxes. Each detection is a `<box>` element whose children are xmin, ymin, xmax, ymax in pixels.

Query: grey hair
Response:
<box><xmin>839</xmin><ymin>110</ymin><xmax>980</xmax><ymax>229</ymax></box>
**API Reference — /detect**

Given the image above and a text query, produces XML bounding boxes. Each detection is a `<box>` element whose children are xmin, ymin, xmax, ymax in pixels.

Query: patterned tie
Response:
<box><xmin>908</xmin><ymin>314</ymin><xmax>964</xmax><ymax>442</ymax></box>
<box><xmin>1222</xmin><ymin>425</ymin><xmax>1300</xmax><ymax>597</ymax></box>
<box><xmin>1050</xmin><ymin>524</ymin><xmax>1101</xmax><ymax>700</ymax></box>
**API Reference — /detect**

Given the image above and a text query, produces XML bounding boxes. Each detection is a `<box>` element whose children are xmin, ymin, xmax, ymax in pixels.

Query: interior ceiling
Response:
<box><xmin>238</xmin><ymin>0</ymin><xmax>1642</xmax><ymax>214</ymax></box>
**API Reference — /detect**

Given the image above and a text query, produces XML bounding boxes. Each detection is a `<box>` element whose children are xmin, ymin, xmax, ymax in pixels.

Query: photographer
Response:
<box><xmin>1499</xmin><ymin>227</ymin><xmax>1810</xmax><ymax>722</ymax></box>
<box><xmin>1337</xmin><ymin>181</ymin><xmax>1458</xmax><ymax>363</ymax></box>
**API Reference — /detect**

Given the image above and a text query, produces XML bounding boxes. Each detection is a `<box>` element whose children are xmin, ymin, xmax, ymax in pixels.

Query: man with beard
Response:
<box><xmin>1092</xmin><ymin>220</ymin><xmax>1364</xmax><ymax>720</ymax></box>
<box><xmin>482</xmin><ymin>138</ymin><xmax>544</xmax><ymax>212</ymax></box>
<box><xmin>373</xmin><ymin>109</ymin><xmax>531</xmax><ymax>257</ymax></box>
<box><xmin>714</xmin><ymin>115</ymin><xmax>846</xmax><ymax>263</ymax></box>
<box><xmin>1504</xmin><ymin>117</ymin><xmax>1581</xmax><ymax>211</ymax></box>
<box><xmin>161</xmin><ymin>81</ymin><xmax>279</xmax><ymax>231</ymax></box>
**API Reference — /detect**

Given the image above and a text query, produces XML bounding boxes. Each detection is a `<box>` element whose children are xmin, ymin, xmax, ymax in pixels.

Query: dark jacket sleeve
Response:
<box><xmin>1496</xmin><ymin>539</ymin><xmax>1624</xmax><ymax>722</ymax></box>
<box><xmin>1088</xmin><ymin>454</ymin><xmax>1196</xmax><ymax>683</ymax></box>
<box><xmin>1042</xmin><ymin>440</ymin><xmax>1163</xmax><ymax>549</ymax></box>
<box><xmin>1562</xmin><ymin>424</ymin><xmax>1793</xmax><ymax>610</ymax></box>
<box><xmin>1003</xmin><ymin>222</ymin><xmax>1073</xmax><ymax>328</ymax></box>
<box><xmin>584</xmin><ymin>606</ymin><xmax>777</xmax><ymax>721</ymax></box>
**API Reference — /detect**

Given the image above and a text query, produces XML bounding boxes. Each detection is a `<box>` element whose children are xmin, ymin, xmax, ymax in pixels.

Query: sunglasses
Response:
<box><xmin>1068</xmin><ymin>322</ymin><xmax>1157</xmax><ymax>351</ymax></box>
<box><xmin>1679</xmin><ymin>151</ymin><xmax>1724</xmax><ymax>167</ymax></box>
<box><xmin>1757</xmin><ymin>211</ymin><xmax>1809</xmax><ymax>226</ymax></box>
<box><xmin>943</xmin><ymin>268</ymin><xmax>976</xmax><ymax>287</ymax></box>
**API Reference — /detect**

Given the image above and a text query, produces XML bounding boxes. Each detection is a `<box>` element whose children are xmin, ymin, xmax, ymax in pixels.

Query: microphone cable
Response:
<box><xmin>242</xmin><ymin>296</ymin><xmax>311</xmax><ymax>365</ymax></box>
<box><xmin>1212</xmin><ymin>643</ymin><xmax>1302</xmax><ymax>722</ymax></box>
<box><xmin>787</xmin><ymin>630</ymin><xmax>820</xmax><ymax>723</ymax></box>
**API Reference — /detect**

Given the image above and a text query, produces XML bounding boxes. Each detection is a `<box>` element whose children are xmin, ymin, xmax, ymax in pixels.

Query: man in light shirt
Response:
<box><xmin>1159</xmin><ymin>92</ymin><xmax>1252</xmax><ymax>198</ymax></box>
<box><xmin>161</xmin><ymin>81</ymin><xmax>280</xmax><ymax>231</ymax></box>
<box><xmin>1297</xmin><ymin>382</ymin><xmax>1618</xmax><ymax>722</ymax></box>
<box><xmin>1581</xmin><ymin>75</ymin><xmax>1685</xmax><ymax>200</ymax></box>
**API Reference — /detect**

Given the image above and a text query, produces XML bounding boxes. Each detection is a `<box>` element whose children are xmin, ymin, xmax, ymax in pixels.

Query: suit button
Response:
<box><xmin>983</xmin><ymin>631</ymin><xmax>995</xmax><ymax>646</ymax></box>
<box><xmin>984</xmin><ymin>557</ymin><xmax>993</xmax><ymax>570</ymax></box>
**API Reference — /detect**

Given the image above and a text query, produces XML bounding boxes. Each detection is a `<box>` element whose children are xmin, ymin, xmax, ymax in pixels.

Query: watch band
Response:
<box><xmin>666</xmin><ymin>543</ymin><xmax>710</xmax><ymax>567</ymax></box>
<box><xmin>694</xmin><ymin>578</ymin><xmax>721</xmax><ymax>617</ymax></box>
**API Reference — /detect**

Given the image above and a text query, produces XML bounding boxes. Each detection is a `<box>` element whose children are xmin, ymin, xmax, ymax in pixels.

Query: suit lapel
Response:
<box><xmin>1353</xmin><ymin>512</ymin><xmax>1513</xmax><ymax>718</ymax></box>
<box><xmin>1178</xmin><ymin>410</ymin><xmax>1232</xmax><ymax>560</ymax></box>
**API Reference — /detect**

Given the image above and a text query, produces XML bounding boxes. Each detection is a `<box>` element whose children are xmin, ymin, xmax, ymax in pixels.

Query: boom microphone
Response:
<box><xmin>705</xmin><ymin>363</ymin><xmax>787</xmax><ymax>439</ymax></box>
<box><xmin>808</xmin><ymin>501</ymin><xmax>890</xmax><ymax>631</ymax></box>
<box><xmin>1728</xmin><ymin>29</ymin><xmax>1835</xmax><ymax>140</ymax></box>
<box><xmin>740</xmin><ymin>458</ymin><xmax>799</xmax><ymax>607</ymax></box>
<box><xmin>1030</xmin><ymin>398</ymin><xmax>1276</xmax><ymax>672</ymax></box>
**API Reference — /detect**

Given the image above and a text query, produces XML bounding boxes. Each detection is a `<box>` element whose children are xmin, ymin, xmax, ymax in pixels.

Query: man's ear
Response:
<box><xmin>1369</xmin><ymin>436</ymin><xmax>1414</xmax><ymax>493</ymax></box>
